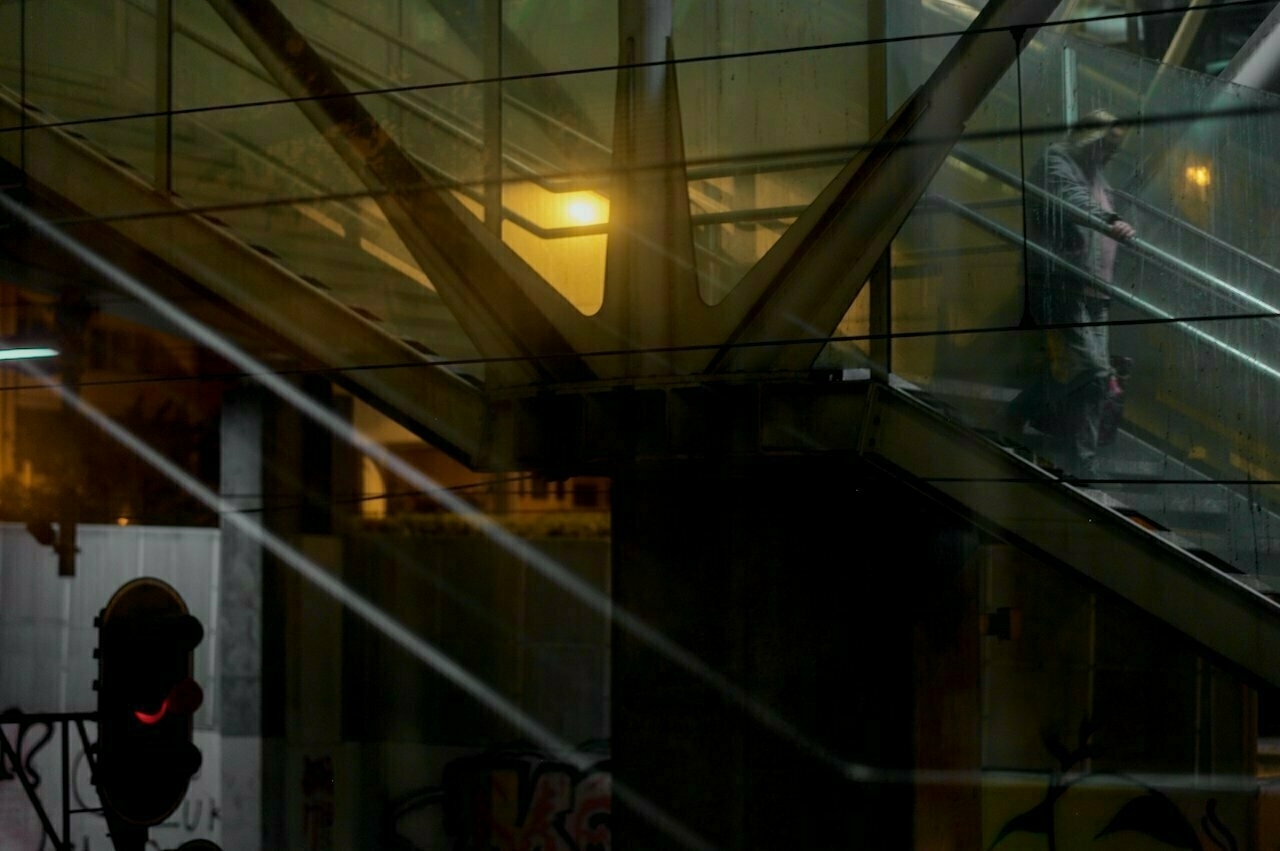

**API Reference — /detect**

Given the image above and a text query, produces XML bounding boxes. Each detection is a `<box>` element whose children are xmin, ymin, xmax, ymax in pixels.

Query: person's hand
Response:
<box><xmin>1109</xmin><ymin>219</ymin><xmax>1136</xmax><ymax>241</ymax></box>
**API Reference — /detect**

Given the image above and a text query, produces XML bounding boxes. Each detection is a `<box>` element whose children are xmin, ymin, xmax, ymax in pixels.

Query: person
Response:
<box><xmin>1005</xmin><ymin>109</ymin><xmax>1137</xmax><ymax>481</ymax></box>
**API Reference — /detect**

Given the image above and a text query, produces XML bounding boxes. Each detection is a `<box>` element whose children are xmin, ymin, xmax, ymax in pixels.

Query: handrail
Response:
<box><xmin>924</xmin><ymin>191</ymin><xmax>1280</xmax><ymax>386</ymax></box>
<box><xmin>947</xmin><ymin>144</ymin><xmax>1280</xmax><ymax>321</ymax></box>
<box><xmin>1113</xmin><ymin>182</ymin><xmax>1280</xmax><ymax>282</ymax></box>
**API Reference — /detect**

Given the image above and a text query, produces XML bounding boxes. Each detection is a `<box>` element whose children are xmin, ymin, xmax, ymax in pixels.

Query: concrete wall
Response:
<box><xmin>978</xmin><ymin>542</ymin><xmax>1259</xmax><ymax>851</ymax></box>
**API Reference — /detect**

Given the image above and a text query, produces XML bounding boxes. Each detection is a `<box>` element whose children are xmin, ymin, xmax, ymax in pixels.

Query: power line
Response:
<box><xmin>0</xmin><ymin>303</ymin><xmax>1277</xmax><ymax>396</ymax></box>
<box><xmin>0</xmin><ymin>0</ymin><xmax>1269</xmax><ymax>137</ymax></box>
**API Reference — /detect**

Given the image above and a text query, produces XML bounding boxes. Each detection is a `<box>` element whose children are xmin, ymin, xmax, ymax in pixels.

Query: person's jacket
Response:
<box><xmin>1025</xmin><ymin>140</ymin><xmax>1123</xmax><ymax>296</ymax></box>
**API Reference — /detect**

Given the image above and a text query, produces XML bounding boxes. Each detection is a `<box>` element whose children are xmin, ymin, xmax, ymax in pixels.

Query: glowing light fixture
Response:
<box><xmin>565</xmin><ymin>193</ymin><xmax>608</xmax><ymax>226</ymax></box>
<box><xmin>0</xmin><ymin>346</ymin><xmax>57</xmax><ymax>361</ymax></box>
<box><xmin>1185</xmin><ymin>165</ymin><xmax>1211</xmax><ymax>188</ymax></box>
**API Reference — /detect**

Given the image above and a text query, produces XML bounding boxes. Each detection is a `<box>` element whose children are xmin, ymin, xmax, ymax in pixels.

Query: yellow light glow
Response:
<box><xmin>565</xmin><ymin>194</ymin><xmax>608</xmax><ymax>226</ymax></box>
<box><xmin>1185</xmin><ymin>165</ymin><xmax>1211</xmax><ymax>188</ymax></box>
<box><xmin>116</xmin><ymin>516</ymin><xmax>130</xmax><ymax>526</ymax></box>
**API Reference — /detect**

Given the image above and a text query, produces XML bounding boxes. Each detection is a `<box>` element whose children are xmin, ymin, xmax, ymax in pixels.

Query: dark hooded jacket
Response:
<box><xmin>1025</xmin><ymin>139</ymin><xmax>1123</xmax><ymax>302</ymax></box>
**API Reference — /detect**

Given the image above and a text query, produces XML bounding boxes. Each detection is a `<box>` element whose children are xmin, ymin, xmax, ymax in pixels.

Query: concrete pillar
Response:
<box><xmin>218</xmin><ymin>380</ymin><xmax>271</xmax><ymax>851</ymax></box>
<box><xmin>218</xmin><ymin>376</ymin><xmax>358</xmax><ymax>851</ymax></box>
<box><xmin>609</xmin><ymin>458</ymin><xmax>963</xmax><ymax>849</ymax></box>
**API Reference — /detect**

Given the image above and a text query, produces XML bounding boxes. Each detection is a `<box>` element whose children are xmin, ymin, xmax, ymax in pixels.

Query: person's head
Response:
<box><xmin>1069</xmin><ymin>108</ymin><xmax>1126</xmax><ymax>165</ymax></box>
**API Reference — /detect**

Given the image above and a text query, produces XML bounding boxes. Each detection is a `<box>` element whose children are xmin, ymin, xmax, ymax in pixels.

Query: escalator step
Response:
<box><xmin>349</xmin><ymin>306</ymin><xmax>383</xmax><ymax>323</ymax></box>
<box><xmin>1185</xmin><ymin>547</ymin><xmax>1245</xmax><ymax>575</ymax></box>
<box><xmin>1115</xmin><ymin>507</ymin><xmax>1169</xmax><ymax>532</ymax></box>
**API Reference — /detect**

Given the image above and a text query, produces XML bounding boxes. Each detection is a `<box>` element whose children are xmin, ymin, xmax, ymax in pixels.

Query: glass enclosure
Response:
<box><xmin>5</xmin><ymin>1</ymin><xmax>1280</xmax><ymax>849</ymax></box>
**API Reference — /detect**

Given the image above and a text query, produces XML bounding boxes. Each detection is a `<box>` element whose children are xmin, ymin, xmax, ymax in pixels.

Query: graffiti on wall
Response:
<box><xmin>987</xmin><ymin>720</ymin><xmax>1241</xmax><ymax>851</ymax></box>
<box><xmin>441</xmin><ymin>742</ymin><xmax>611</xmax><ymax>851</ymax></box>
<box><xmin>0</xmin><ymin>715</ymin><xmax>220</xmax><ymax>851</ymax></box>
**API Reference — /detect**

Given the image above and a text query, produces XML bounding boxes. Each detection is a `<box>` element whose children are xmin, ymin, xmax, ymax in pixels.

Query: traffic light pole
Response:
<box><xmin>52</xmin><ymin>288</ymin><xmax>92</xmax><ymax>577</ymax></box>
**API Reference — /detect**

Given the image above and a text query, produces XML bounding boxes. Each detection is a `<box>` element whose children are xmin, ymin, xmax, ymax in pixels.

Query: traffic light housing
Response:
<box><xmin>94</xmin><ymin>577</ymin><xmax>204</xmax><ymax>826</ymax></box>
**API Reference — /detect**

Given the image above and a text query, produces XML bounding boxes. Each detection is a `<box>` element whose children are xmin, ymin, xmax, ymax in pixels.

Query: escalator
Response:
<box><xmin>864</xmin><ymin>14</ymin><xmax>1280</xmax><ymax>595</ymax></box>
<box><xmin>911</xmin><ymin>141</ymin><xmax>1280</xmax><ymax>582</ymax></box>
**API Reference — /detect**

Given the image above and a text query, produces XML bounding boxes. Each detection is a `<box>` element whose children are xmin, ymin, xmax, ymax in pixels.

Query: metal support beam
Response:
<box><xmin>589</xmin><ymin>0</ymin><xmax>703</xmax><ymax>379</ymax></box>
<box><xmin>704</xmin><ymin>0</ymin><xmax>1062</xmax><ymax>375</ymax></box>
<box><xmin>1217</xmin><ymin>1</ymin><xmax>1280</xmax><ymax>93</ymax></box>
<box><xmin>206</xmin><ymin>0</ymin><xmax>598</xmax><ymax>388</ymax></box>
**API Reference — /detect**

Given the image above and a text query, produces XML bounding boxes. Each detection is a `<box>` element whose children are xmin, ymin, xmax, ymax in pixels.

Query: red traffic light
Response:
<box><xmin>134</xmin><ymin>677</ymin><xmax>204</xmax><ymax>725</ymax></box>
<box><xmin>95</xmin><ymin>577</ymin><xmax>205</xmax><ymax>826</ymax></box>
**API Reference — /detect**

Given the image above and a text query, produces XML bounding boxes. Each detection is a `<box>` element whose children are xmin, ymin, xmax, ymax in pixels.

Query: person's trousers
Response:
<box><xmin>1044</xmin><ymin>296</ymin><xmax>1112</xmax><ymax>478</ymax></box>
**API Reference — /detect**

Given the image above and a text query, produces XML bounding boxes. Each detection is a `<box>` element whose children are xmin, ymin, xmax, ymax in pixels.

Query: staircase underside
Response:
<box><xmin>497</xmin><ymin>371</ymin><xmax>1280</xmax><ymax>692</ymax></box>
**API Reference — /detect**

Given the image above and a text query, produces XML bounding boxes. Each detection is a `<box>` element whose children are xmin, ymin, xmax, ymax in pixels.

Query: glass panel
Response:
<box><xmin>1</xmin><ymin>0</ymin><xmax>488</xmax><ymax>383</ymax></box>
<box><xmin>500</xmin><ymin>178</ymin><xmax>609</xmax><ymax>315</ymax></box>
<box><xmin>886</xmin><ymin>0</ymin><xmax>983</xmax><ymax>106</ymax></box>
<box><xmin>172</xmin><ymin>1</ymin><xmax>484</xmax><ymax>375</ymax></box>
<box><xmin>979</xmin><ymin>544</ymin><xmax>1258</xmax><ymax>849</ymax></box>
<box><xmin>501</xmin><ymin>1</ymin><xmax>615</xmax><ymax>312</ymax></box>
<box><xmin>279</xmin><ymin>0</ymin><xmax>482</xmax><ymax>85</ymax></box>
<box><xmin>504</xmin><ymin>3</ymin><xmax>616</xmax><ymax>312</ymax></box>
<box><xmin>10</xmin><ymin>5</ymin><xmax>1280</xmax><ymax>851</ymax></box>
<box><xmin>19</xmin><ymin>0</ymin><xmax>156</xmax><ymax>121</ymax></box>
<box><xmin>890</xmin><ymin>19</ymin><xmax>1280</xmax><ymax>581</ymax></box>
<box><xmin>261</xmin><ymin>0</ymin><xmax>616</xmax><ymax>315</ymax></box>
<box><xmin>675</xmin><ymin>39</ymin><xmax>873</xmax><ymax>304</ymax></box>
<box><xmin>11</xmin><ymin>0</ymin><xmax>159</xmax><ymax>182</ymax></box>
<box><xmin>174</xmin><ymin>0</ymin><xmax>287</xmax><ymax>111</ymax></box>
<box><xmin>504</xmin><ymin>0</ymin><xmax>618</xmax><ymax>76</ymax></box>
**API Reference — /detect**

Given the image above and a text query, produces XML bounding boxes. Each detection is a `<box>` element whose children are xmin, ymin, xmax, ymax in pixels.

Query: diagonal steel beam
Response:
<box><xmin>705</xmin><ymin>0</ymin><xmax>1062</xmax><ymax>375</ymax></box>
<box><xmin>206</xmin><ymin>0</ymin><xmax>598</xmax><ymax>388</ymax></box>
<box><xmin>1214</xmin><ymin>1</ymin><xmax>1280</xmax><ymax>93</ymax></box>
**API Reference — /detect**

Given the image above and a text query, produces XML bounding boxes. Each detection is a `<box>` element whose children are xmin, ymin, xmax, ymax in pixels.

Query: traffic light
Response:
<box><xmin>94</xmin><ymin>577</ymin><xmax>205</xmax><ymax>826</ymax></box>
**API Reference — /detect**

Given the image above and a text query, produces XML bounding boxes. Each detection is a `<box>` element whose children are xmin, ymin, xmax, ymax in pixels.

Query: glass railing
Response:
<box><xmin>889</xmin><ymin>14</ymin><xmax>1280</xmax><ymax>581</ymax></box>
